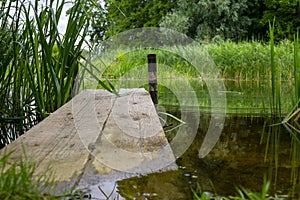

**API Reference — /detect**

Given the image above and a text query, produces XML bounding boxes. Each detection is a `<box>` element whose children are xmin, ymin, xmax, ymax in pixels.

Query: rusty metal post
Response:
<box><xmin>147</xmin><ymin>54</ymin><xmax>158</xmax><ymax>108</ymax></box>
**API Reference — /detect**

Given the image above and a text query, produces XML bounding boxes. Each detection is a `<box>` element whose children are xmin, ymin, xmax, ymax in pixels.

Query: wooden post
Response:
<box><xmin>148</xmin><ymin>54</ymin><xmax>158</xmax><ymax>108</ymax></box>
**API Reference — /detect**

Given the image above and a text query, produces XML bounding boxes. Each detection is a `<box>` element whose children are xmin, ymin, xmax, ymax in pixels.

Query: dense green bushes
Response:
<box><xmin>91</xmin><ymin>0</ymin><xmax>300</xmax><ymax>43</ymax></box>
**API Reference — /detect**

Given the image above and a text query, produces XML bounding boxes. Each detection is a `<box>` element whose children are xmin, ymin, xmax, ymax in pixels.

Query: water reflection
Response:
<box><xmin>113</xmin><ymin>79</ymin><xmax>295</xmax><ymax>116</ymax></box>
<box><xmin>110</xmin><ymin>79</ymin><xmax>299</xmax><ymax>199</ymax></box>
<box><xmin>1</xmin><ymin>78</ymin><xmax>299</xmax><ymax>199</ymax></box>
<box><xmin>117</xmin><ymin>115</ymin><xmax>300</xmax><ymax>199</ymax></box>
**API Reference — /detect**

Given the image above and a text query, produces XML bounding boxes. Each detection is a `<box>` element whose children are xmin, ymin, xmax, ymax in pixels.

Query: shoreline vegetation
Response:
<box><xmin>94</xmin><ymin>37</ymin><xmax>299</xmax><ymax>117</ymax></box>
<box><xmin>0</xmin><ymin>0</ymin><xmax>115</xmax><ymax>148</ymax></box>
<box><xmin>1</xmin><ymin>0</ymin><xmax>300</xmax><ymax>199</ymax></box>
<box><xmin>99</xmin><ymin>39</ymin><xmax>297</xmax><ymax>81</ymax></box>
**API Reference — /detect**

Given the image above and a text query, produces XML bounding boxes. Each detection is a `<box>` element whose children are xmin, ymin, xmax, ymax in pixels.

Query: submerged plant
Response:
<box><xmin>232</xmin><ymin>177</ymin><xmax>271</xmax><ymax>200</ymax></box>
<box><xmin>192</xmin><ymin>183</ymin><xmax>218</xmax><ymax>200</ymax></box>
<box><xmin>192</xmin><ymin>178</ymin><xmax>286</xmax><ymax>200</ymax></box>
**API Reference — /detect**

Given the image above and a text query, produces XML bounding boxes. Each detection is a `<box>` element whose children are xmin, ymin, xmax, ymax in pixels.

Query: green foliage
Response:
<box><xmin>90</xmin><ymin>0</ymin><xmax>177</xmax><ymax>43</ymax></box>
<box><xmin>97</xmin><ymin>40</ymin><xmax>298</xmax><ymax>117</ymax></box>
<box><xmin>192</xmin><ymin>178</ymin><xmax>286</xmax><ymax>200</ymax></box>
<box><xmin>246</xmin><ymin>0</ymin><xmax>266</xmax><ymax>39</ymax></box>
<box><xmin>192</xmin><ymin>183</ymin><xmax>216</xmax><ymax>200</ymax></box>
<box><xmin>294</xmin><ymin>32</ymin><xmax>300</xmax><ymax>101</ymax></box>
<box><xmin>89</xmin><ymin>0</ymin><xmax>300</xmax><ymax>43</ymax></box>
<box><xmin>0</xmin><ymin>151</ymin><xmax>55</xmax><ymax>199</ymax></box>
<box><xmin>99</xmin><ymin>48</ymin><xmax>199</xmax><ymax>79</ymax></box>
<box><xmin>160</xmin><ymin>0</ymin><xmax>299</xmax><ymax>41</ymax></box>
<box><xmin>0</xmin><ymin>151</ymin><xmax>92</xmax><ymax>199</ymax></box>
<box><xmin>160</xmin><ymin>0</ymin><xmax>253</xmax><ymax>41</ymax></box>
<box><xmin>0</xmin><ymin>0</ymin><xmax>115</xmax><ymax>147</ymax></box>
<box><xmin>232</xmin><ymin>178</ymin><xmax>271</xmax><ymax>200</ymax></box>
<box><xmin>101</xmin><ymin>41</ymin><xmax>295</xmax><ymax>81</ymax></box>
<box><xmin>261</xmin><ymin>0</ymin><xmax>300</xmax><ymax>40</ymax></box>
<box><xmin>269</xmin><ymin>19</ymin><xmax>281</xmax><ymax>116</ymax></box>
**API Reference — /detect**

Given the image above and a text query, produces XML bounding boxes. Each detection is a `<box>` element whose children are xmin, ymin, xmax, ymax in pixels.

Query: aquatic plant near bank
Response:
<box><xmin>0</xmin><ymin>151</ymin><xmax>56</xmax><ymax>199</ymax></box>
<box><xmin>96</xmin><ymin>38</ymin><xmax>298</xmax><ymax>117</ymax></box>
<box><xmin>192</xmin><ymin>177</ymin><xmax>287</xmax><ymax>200</ymax></box>
<box><xmin>293</xmin><ymin>32</ymin><xmax>300</xmax><ymax>101</ymax></box>
<box><xmin>282</xmin><ymin>32</ymin><xmax>300</xmax><ymax>129</ymax></box>
<box><xmin>98</xmin><ymin>41</ymin><xmax>295</xmax><ymax>82</ymax></box>
<box><xmin>0</xmin><ymin>150</ymin><xmax>92</xmax><ymax>199</ymax></box>
<box><xmin>269</xmin><ymin>19</ymin><xmax>281</xmax><ymax>117</ymax></box>
<box><xmin>0</xmin><ymin>0</ymin><xmax>115</xmax><ymax>147</ymax></box>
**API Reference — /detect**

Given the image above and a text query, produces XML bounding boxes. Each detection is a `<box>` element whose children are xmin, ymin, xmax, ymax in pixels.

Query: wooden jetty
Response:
<box><xmin>0</xmin><ymin>88</ymin><xmax>176</xmax><ymax>198</ymax></box>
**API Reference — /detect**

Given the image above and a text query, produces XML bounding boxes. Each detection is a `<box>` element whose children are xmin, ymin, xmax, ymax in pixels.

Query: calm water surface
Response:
<box><xmin>112</xmin><ymin>79</ymin><xmax>299</xmax><ymax>199</ymax></box>
<box><xmin>1</xmin><ymin>79</ymin><xmax>299</xmax><ymax>199</ymax></box>
<box><xmin>117</xmin><ymin>115</ymin><xmax>298</xmax><ymax>199</ymax></box>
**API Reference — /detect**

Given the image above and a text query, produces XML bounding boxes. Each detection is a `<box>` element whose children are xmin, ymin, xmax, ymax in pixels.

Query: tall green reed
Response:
<box><xmin>269</xmin><ymin>19</ymin><xmax>281</xmax><ymax>117</ymax></box>
<box><xmin>0</xmin><ymin>0</ymin><xmax>30</xmax><ymax>147</ymax></box>
<box><xmin>99</xmin><ymin>41</ymin><xmax>295</xmax><ymax>83</ymax></box>
<box><xmin>97</xmin><ymin>43</ymin><xmax>297</xmax><ymax>116</ymax></box>
<box><xmin>21</xmin><ymin>0</ymin><xmax>91</xmax><ymax>117</ymax></box>
<box><xmin>282</xmin><ymin>32</ymin><xmax>300</xmax><ymax>124</ymax></box>
<box><xmin>0</xmin><ymin>0</ymin><xmax>114</xmax><ymax>147</ymax></box>
<box><xmin>293</xmin><ymin>32</ymin><xmax>300</xmax><ymax>102</ymax></box>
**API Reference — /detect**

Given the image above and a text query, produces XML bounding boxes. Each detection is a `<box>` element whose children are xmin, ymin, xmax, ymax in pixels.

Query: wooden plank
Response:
<box><xmin>91</xmin><ymin>88</ymin><xmax>176</xmax><ymax>174</ymax></box>
<box><xmin>0</xmin><ymin>90</ymin><xmax>115</xmax><ymax>185</ymax></box>
<box><xmin>76</xmin><ymin>88</ymin><xmax>177</xmax><ymax>199</ymax></box>
<box><xmin>0</xmin><ymin>88</ymin><xmax>177</xmax><ymax>195</ymax></box>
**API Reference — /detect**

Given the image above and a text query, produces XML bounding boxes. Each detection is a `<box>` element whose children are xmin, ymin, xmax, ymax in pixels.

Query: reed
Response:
<box><xmin>293</xmin><ymin>32</ymin><xmax>300</xmax><ymax>102</ymax></box>
<box><xmin>98</xmin><ymin>41</ymin><xmax>295</xmax><ymax>82</ymax></box>
<box><xmin>97</xmin><ymin>47</ymin><xmax>296</xmax><ymax>117</ymax></box>
<box><xmin>282</xmin><ymin>32</ymin><xmax>300</xmax><ymax>127</ymax></box>
<box><xmin>192</xmin><ymin>177</ymin><xmax>280</xmax><ymax>200</ymax></box>
<box><xmin>269</xmin><ymin>19</ymin><xmax>281</xmax><ymax>117</ymax></box>
<box><xmin>21</xmin><ymin>0</ymin><xmax>91</xmax><ymax>117</ymax></box>
<box><xmin>0</xmin><ymin>0</ymin><xmax>113</xmax><ymax>147</ymax></box>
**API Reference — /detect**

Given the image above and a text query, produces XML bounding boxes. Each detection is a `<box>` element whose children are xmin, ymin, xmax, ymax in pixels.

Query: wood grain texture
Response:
<box><xmin>0</xmin><ymin>88</ymin><xmax>176</xmax><ymax>192</ymax></box>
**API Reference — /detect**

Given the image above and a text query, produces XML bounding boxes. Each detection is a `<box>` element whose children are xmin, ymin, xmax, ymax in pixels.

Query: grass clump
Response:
<box><xmin>0</xmin><ymin>151</ymin><xmax>91</xmax><ymax>199</ymax></box>
<box><xmin>192</xmin><ymin>178</ymin><xmax>287</xmax><ymax>200</ymax></box>
<box><xmin>0</xmin><ymin>151</ymin><xmax>55</xmax><ymax>199</ymax></box>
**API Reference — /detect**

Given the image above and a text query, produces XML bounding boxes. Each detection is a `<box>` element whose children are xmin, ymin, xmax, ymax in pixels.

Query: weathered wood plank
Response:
<box><xmin>76</xmin><ymin>88</ymin><xmax>177</xmax><ymax>199</ymax></box>
<box><xmin>91</xmin><ymin>88</ymin><xmax>176</xmax><ymax>174</ymax></box>
<box><xmin>0</xmin><ymin>90</ymin><xmax>115</xmax><ymax>184</ymax></box>
<box><xmin>0</xmin><ymin>88</ymin><xmax>177</xmax><ymax>196</ymax></box>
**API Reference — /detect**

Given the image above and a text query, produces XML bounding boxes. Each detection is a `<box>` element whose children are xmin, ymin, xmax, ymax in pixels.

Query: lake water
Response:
<box><xmin>109</xmin><ymin>79</ymin><xmax>299</xmax><ymax>199</ymax></box>
<box><xmin>1</xmin><ymin>78</ymin><xmax>299</xmax><ymax>199</ymax></box>
<box><xmin>116</xmin><ymin>115</ymin><xmax>298</xmax><ymax>199</ymax></box>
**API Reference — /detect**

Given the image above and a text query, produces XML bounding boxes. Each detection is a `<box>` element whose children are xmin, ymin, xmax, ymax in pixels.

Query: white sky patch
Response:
<box><xmin>50</xmin><ymin>0</ymin><xmax>105</xmax><ymax>35</ymax></box>
<box><xmin>6</xmin><ymin>0</ymin><xmax>105</xmax><ymax>48</ymax></box>
<box><xmin>8</xmin><ymin>0</ymin><xmax>105</xmax><ymax>35</ymax></box>
<box><xmin>57</xmin><ymin>2</ymin><xmax>72</xmax><ymax>34</ymax></box>
<box><xmin>26</xmin><ymin>0</ymin><xmax>72</xmax><ymax>34</ymax></box>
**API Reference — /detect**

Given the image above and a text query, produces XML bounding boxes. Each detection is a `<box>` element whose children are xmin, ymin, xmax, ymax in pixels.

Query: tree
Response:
<box><xmin>245</xmin><ymin>0</ymin><xmax>266</xmax><ymax>39</ymax></box>
<box><xmin>90</xmin><ymin>0</ymin><xmax>177</xmax><ymax>43</ymax></box>
<box><xmin>160</xmin><ymin>0</ymin><xmax>252</xmax><ymax>41</ymax></box>
<box><xmin>260</xmin><ymin>0</ymin><xmax>300</xmax><ymax>40</ymax></box>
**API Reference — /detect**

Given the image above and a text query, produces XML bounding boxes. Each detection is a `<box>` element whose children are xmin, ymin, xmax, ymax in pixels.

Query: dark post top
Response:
<box><xmin>147</xmin><ymin>54</ymin><xmax>158</xmax><ymax>107</ymax></box>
